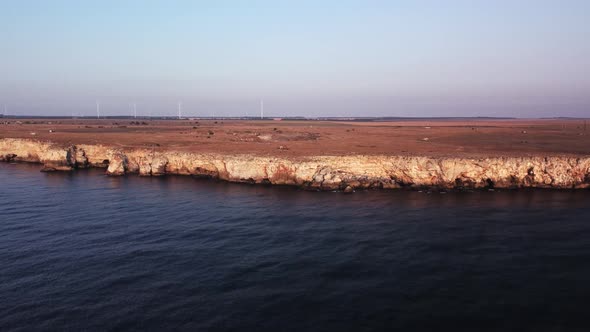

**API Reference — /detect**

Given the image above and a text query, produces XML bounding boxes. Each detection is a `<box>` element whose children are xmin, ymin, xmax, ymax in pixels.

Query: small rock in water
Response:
<box><xmin>343</xmin><ymin>186</ymin><xmax>354</xmax><ymax>193</ymax></box>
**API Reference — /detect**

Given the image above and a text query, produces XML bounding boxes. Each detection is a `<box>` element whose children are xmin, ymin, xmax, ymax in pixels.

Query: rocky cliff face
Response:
<box><xmin>2</xmin><ymin>138</ymin><xmax>590</xmax><ymax>190</ymax></box>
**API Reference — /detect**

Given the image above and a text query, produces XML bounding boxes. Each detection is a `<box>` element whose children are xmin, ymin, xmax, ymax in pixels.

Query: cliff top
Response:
<box><xmin>2</xmin><ymin>118</ymin><xmax>589</xmax><ymax>158</ymax></box>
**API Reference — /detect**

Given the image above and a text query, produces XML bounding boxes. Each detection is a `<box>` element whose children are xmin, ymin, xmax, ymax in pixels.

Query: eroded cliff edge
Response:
<box><xmin>2</xmin><ymin>138</ymin><xmax>590</xmax><ymax>190</ymax></box>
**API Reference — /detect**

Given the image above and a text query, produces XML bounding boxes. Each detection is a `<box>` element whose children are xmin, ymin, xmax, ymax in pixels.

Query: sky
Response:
<box><xmin>0</xmin><ymin>0</ymin><xmax>589</xmax><ymax>117</ymax></box>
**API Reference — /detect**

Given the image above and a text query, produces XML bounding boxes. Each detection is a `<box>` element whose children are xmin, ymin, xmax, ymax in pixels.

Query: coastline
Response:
<box><xmin>2</xmin><ymin>138</ymin><xmax>589</xmax><ymax>191</ymax></box>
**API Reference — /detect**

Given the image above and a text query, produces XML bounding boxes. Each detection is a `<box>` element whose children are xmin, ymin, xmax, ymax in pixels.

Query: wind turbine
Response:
<box><xmin>260</xmin><ymin>99</ymin><xmax>264</xmax><ymax>119</ymax></box>
<box><xmin>133</xmin><ymin>102</ymin><xmax>137</xmax><ymax>119</ymax></box>
<box><xmin>96</xmin><ymin>101</ymin><xmax>100</xmax><ymax>119</ymax></box>
<box><xmin>178</xmin><ymin>101</ymin><xmax>182</xmax><ymax>119</ymax></box>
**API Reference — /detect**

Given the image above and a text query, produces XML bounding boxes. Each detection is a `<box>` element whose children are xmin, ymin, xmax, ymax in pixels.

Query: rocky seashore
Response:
<box><xmin>1</xmin><ymin>138</ymin><xmax>590</xmax><ymax>190</ymax></box>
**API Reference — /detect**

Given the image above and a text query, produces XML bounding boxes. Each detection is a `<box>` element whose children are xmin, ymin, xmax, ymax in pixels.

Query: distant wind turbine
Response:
<box><xmin>96</xmin><ymin>101</ymin><xmax>100</xmax><ymax>119</ymax></box>
<box><xmin>260</xmin><ymin>99</ymin><xmax>264</xmax><ymax>119</ymax></box>
<box><xmin>178</xmin><ymin>101</ymin><xmax>182</xmax><ymax>119</ymax></box>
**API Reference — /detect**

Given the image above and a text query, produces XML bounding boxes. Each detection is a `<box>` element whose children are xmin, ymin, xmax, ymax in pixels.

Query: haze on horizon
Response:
<box><xmin>1</xmin><ymin>0</ymin><xmax>589</xmax><ymax>118</ymax></box>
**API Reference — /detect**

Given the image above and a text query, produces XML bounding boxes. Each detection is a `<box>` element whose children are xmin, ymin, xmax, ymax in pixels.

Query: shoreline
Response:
<box><xmin>2</xmin><ymin>138</ymin><xmax>589</xmax><ymax>191</ymax></box>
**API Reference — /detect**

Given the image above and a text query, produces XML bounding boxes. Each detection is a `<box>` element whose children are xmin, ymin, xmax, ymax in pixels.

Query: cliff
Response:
<box><xmin>2</xmin><ymin>138</ymin><xmax>590</xmax><ymax>190</ymax></box>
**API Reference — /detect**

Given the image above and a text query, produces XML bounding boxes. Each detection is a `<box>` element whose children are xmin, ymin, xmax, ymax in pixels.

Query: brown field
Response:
<box><xmin>1</xmin><ymin>118</ymin><xmax>590</xmax><ymax>158</ymax></box>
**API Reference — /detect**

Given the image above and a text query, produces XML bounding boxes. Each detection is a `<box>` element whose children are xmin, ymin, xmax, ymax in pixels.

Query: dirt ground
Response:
<box><xmin>1</xmin><ymin>118</ymin><xmax>590</xmax><ymax>158</ymax></box>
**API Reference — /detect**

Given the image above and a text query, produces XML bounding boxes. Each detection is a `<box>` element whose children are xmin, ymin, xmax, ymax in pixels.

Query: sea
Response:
<box><xmin>1</xmin><ymin>162</ymin><xmax>590</xmax><ymax>331</ymax></box>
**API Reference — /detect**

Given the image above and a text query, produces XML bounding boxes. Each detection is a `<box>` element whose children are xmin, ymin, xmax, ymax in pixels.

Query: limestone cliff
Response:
<box><xmin>2</xmin><ymin>138</ymin><xmax>590</xmax><ymax>190</ymax></box>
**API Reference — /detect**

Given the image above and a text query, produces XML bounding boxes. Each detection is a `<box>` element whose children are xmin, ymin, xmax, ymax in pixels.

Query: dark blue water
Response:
<box><xmin>2</xmin><ymin>163</ymin><xmax>590</xmax><ymax>331</ymax></box>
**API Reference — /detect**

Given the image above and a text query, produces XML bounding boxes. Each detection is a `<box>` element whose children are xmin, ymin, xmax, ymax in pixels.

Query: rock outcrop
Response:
<box><xmin>2</xmin><ymin>138</ymin><xmax>590</xmax><ymax>190</ymax></box>
<box><xmin>106</xmin><ymin>151</ymin><xmax>127</xmax><ymax>176</ymax></box>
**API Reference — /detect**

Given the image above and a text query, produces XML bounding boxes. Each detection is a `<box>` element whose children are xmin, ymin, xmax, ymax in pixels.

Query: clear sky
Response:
<box><xmin>1</xmin><ymin>0</ymin><xmax>589</xmax><ymax>117</ymax></box>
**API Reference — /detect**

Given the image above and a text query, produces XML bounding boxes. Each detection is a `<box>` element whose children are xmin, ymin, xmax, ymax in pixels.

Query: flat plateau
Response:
<box><xmin>2</xmin><ymin>118</ymin><xmax>590</xmax><ymax>190</ymax></box>
<box><xmin>2</xmin><ymin>118</ymin><xmax>590</xmax><ymax>158</ymax></box>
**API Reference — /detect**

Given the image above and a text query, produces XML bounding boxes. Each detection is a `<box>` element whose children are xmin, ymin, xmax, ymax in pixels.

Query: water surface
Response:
<box><xmin>1</xmin><ymin>163</ymin><xmax>590</xmax><ymax>331</ymax></box>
